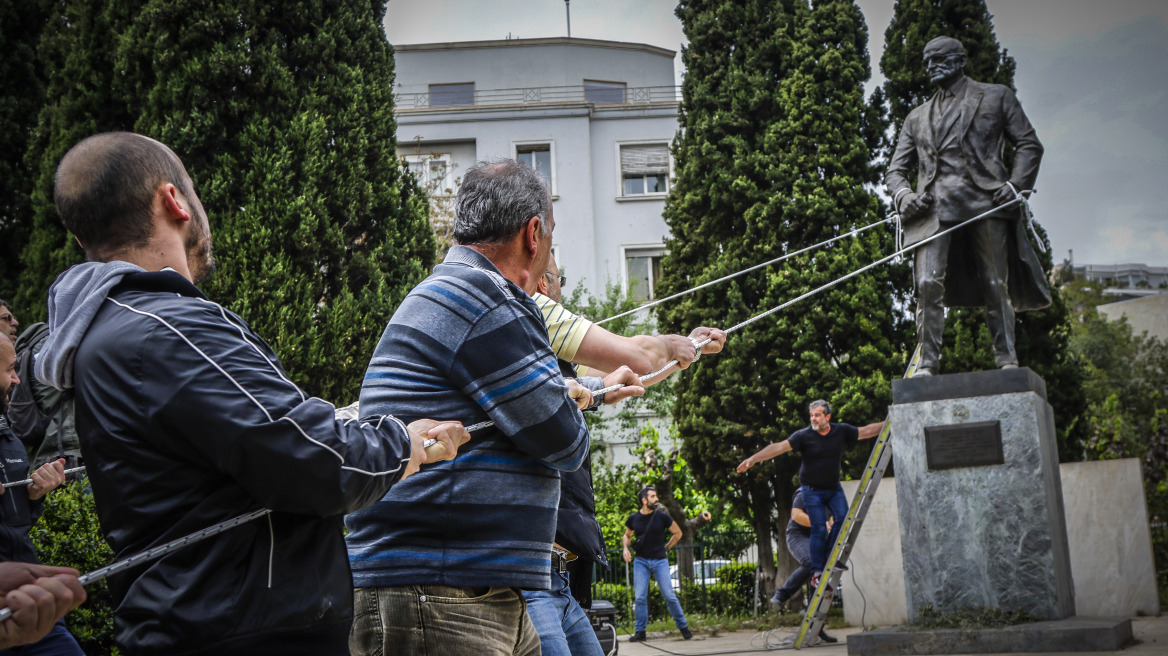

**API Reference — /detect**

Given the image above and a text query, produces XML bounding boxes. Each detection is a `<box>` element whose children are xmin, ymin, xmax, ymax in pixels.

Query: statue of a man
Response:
<box><xmin>886</xmin><ymin>36</ymin><xmax>1051</xmax><ymax>377</ymax></box>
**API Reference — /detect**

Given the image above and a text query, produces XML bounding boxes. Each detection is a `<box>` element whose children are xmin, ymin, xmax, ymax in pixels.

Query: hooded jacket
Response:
<box><xmin>40</xmin><ymin>263</ymin><xmax>415</xmax><ymax>656</ymax></box>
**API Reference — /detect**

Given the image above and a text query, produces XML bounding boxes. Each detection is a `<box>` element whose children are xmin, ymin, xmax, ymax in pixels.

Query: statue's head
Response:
<box><xmin>923</xmin><ymin>36</ymin><xmax>966</xmax><ymax>86</ymax></box>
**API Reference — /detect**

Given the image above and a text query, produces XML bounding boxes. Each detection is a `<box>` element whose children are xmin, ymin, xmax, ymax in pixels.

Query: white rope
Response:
<box><xmin>586</xmin><ymin>197</ymin><xmax>1025</xmax><ymax>397</ymax></box>
<box><xmin>426</xmin><ymin>197</ymin><xmax>1027</xmax><ymax>440</ymax></box>
<box><xmin>595</xmin><ymin>217</ymin><xmax>895</xmax><ymax>326</ymax></box>
<box><xmin>22</xmin><ymin>198</ymin><xmax>1028</xmax><ymax>608</ymax></box>
<box><xmin>1006</xmin><ymin>183</ymin><xmax>1044</xmax><ymax>253</ymax></box>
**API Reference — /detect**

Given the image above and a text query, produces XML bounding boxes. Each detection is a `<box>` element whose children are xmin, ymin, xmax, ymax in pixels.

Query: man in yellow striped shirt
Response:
<box><xmin>525</xmin><ymin>253</ymin><xmax>724</xmax><ymax>653</ymax></box>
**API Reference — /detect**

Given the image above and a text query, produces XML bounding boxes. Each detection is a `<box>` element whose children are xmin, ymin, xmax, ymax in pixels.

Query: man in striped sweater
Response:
<box><xmin>346</xmin><ymin>159</ymin><xmax>644</xmax><ymax>656</ymax></box>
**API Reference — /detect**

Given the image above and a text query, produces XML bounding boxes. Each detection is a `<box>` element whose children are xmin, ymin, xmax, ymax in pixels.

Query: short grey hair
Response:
<box><xmin>453</xmin><ymin>159</ymin><xmax>551</xmax><ymax>245</ymax></box>
<box><xmin>809</xmin><ymin>399</ymin><xmax>831</xmax><ymax>415</ymax></box>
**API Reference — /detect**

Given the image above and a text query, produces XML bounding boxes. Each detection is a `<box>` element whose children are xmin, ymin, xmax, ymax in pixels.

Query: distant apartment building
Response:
<box><xmin>391</xmin><ymin>37</ymin><xmax>680</xmax><ymax>303</ymax></box>
<box><xmin>1072</xmin><ymin>261</ymin><xmax>1168</xmax><ymax>342</ymax></box>
<box><xmin>1072</xmin><ymin>262</ymin><xmax>1168</xmax><ymax>293</ymax></box>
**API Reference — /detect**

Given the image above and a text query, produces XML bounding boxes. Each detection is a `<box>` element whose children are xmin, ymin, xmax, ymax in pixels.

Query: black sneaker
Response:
<box><xmin>769</xmin><ymin>590</ymin><xmax>791</xmax><ymax>608</ymax></box>
<box><xmin>818</xmin><ymin>629</ymin><xmax>838</xmax><ymax>643</ymax></box>
<box><xmin>680</xmin><ymin>627</ymin><xmax>693</xmax><ymax>640</ymax></box>
<box><xmin>629</xmin><ymin>632</ymin><xmax>647</xmax><ymax>642</ymax></box>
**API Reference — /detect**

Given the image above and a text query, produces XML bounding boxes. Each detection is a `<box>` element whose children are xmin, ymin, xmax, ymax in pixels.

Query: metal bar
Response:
<box><xmin>1</xmin><ymin>467</ymin><xmax>87</xmax><ymax>489</ymax></box>
<box><xmin>0</xmin><ymin>509</ymin><xmax>271</xmax><ymax>622</ymax></box>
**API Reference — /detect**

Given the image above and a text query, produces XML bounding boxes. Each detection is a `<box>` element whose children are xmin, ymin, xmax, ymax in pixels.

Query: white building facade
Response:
<box><xmin>392</xmin><ymin>37</ymin><xmax>680</xmax><ymax>302</ymax></box>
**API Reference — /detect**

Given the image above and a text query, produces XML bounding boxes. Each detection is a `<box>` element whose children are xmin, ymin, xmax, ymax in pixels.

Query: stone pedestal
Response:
<box><xmin>890</xmin><ymin>368</ymin><xmax>1075</xmax><ymax>621</ymax></box>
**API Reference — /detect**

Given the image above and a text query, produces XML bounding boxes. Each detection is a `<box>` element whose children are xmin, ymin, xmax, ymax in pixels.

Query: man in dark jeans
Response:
<box><xmin>769</xmin><ymin>489</ymin><xmax>837</xmax><ymax>643</ymax></box>
<box><xmin>737</xmin><ymin>400</ymin><xmax>883</xmax><ymax>588</ymax></box>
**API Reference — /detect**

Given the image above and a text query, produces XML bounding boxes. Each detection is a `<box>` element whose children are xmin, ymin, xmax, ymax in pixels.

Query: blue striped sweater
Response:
<box><xmin>346</xmin><ymin>246</ymin><xmax>590</xmax><ymax>590</ymax></box>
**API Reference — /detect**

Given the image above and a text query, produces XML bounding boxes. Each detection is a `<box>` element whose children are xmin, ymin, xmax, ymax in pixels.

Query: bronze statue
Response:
<box><xmin>886</xmin><ymin>36</ymin><xmax>1051</xmax><ymax>377</ymax></box>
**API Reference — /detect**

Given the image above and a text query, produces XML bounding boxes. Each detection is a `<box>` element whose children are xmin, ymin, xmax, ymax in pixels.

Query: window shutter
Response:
<box><xmin>620</xmin><ymin>144</ymin><xmax>669</xmax><ymax>176</ymax></box>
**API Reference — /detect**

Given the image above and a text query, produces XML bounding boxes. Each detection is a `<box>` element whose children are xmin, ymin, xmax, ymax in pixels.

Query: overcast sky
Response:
<box><xmin>384</xmin><ymin>0</ymin><xmax>1168</xmax><ymax>267</ymax></box>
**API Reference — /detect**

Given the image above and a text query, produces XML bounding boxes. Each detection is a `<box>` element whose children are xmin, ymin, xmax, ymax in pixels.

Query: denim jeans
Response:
<box><xmin>775</xmin><ymin>530</ymin><xmax>814</xmax><ymax>600</ymax></box>
<box><xmin>349</xmin><ymin>584</ymin><xmax>541</xmax><ymax>656</ymax></box>
<box><xmin>0</xmin><ymin>619</ymin><xmax>84</xmax><ymax>655</ymax></box>
<box><xmin>523</xmin><ymin>569</ymin><xmax>604</xmax><ymax>656</ymax></box>
<box><xmin>633</xmin><ymin>557</ymin><xmax>688</xmax><ymax>633</ymax></box>
<box><xmin>801</xmin><ymin>484</ymin><xmax>848</xmax><ymax>573</ymax></box>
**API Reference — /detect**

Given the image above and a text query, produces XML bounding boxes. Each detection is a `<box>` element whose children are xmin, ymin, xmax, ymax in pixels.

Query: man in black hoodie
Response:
<box><xmin>36</xmin><ymin>132</ymin><xmax>470</xmax><ymax>656</ymax></box>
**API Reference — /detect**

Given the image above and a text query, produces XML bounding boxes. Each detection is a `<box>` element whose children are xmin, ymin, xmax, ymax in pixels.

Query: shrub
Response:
<box><xmin>30</xmin><ymin>478</ymin><xmax>118</xmax><ymax>655</ymax></box>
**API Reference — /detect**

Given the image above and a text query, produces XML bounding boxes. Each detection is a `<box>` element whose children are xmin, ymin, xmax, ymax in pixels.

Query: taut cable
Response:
<box><xmin>596</xmin><ymin>217</ymin><xmax>895</xmax><ymax>326</ymax></box>
<box><xmin>6</xmin><ymin>198</ymin><xmax>1031</xmax><ymax>623</ymax></box>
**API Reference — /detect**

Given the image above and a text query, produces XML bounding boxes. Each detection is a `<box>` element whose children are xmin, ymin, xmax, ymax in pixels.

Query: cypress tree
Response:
<box><xmin>0</xmin><ymin>0</ymin><xmax>49</xmax><ymax>301</ymax></box>
<box><xmin>879</xmin><ymin>0</ymin><xmax>1087</xmax><ymax>457</ymax></box>
<box><xmin>661</xmin><ymin>0</ymin><xmax>906</xmax><ymax>593</ymax></box>
<box><xmin>14</xmin><ymin>0</ymin><xmax>141</xmax><ymax>316</ymax></box>
<box><xmin>20</xmin><ymin>0</ymin><xmax>432</xmax><ymax>402</ymax></box>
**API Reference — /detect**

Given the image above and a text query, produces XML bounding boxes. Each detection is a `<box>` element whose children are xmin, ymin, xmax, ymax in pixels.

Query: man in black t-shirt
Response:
<box><xmin>737</xmin><ymin>400</ymin><xmax>883</xmax><ymax>587</ymax></box>
<box><xmin>621</xmin><ymin>486</ymin><xmax>692</xmax><ymax>643</ymax></box>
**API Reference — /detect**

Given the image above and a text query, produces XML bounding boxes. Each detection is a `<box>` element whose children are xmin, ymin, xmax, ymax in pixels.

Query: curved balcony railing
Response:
<box><xmin>394</xmin><ymin>84</ymin><xmax>682</xmax><ymax>110</ymax></box>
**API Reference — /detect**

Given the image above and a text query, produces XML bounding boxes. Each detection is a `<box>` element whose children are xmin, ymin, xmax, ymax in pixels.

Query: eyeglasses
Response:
<box><xmin>545</xmin><ymin>271</ymin><xmax>566</xmax><ymax>287</ymax></box>
<box><xmin>924</xmin><ymin>52</ymin><xmax>963</xmax><ymax>65</ymax></box>
<box><xmin>0</xmin><ymin>314</ymin><xmax>13</xmax><ymax>323</ymax></box>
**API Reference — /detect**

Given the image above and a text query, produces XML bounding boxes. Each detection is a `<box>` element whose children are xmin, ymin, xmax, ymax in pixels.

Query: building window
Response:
<box><xmin>515</xmin><ymin>142</ymin><xmax>554</xmax><ymax>193</ymax></box>
<box><xmin>585</xmin><ymin>80</ymin><xmax>626</xmax><ymax>104</ymax></box>
<box><xmin>620</xmin><ymin>143</ymin><xmax>670</xmax><ymax>196</ymax></box>
<box><xmin>403</xmin><ymin>153</ymin><xmax>455</xmax><ymax>194</ymax></box>
<box><xmin>429</xmin><ymin>82</ymin><xmax>474</xmax><ymax>107</ymax></box>
<box><xmin>624</xmin><ymin>247</ymin><xmax>665</xmax><ymax>301</ymax></box>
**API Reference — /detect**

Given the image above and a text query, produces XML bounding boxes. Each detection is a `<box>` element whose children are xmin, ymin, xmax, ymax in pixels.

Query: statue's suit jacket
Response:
<box><xmin>886</xmin><ymin>77</ymin><xmax>1051</xmax><ymax>312</ymax></box>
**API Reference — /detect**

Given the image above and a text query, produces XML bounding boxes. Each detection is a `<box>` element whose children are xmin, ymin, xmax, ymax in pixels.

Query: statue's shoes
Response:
<box><xmin>1000</xmin><ymin>363</ymin><xmax>1019</xmax><ymax>369</ymax></box>
<box><xmin>912</xmin><ymin>368</ymin><xmax>934</xmax><ymax>378</ymax></box>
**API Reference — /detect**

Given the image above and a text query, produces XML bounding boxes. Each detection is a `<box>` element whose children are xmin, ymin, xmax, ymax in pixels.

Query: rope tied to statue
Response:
<box><xmin>596</xmin><ymin>216</ymin><xmax>897</xmax><ymax>326</ymax></box>
<box><xmin>13</xmin><ymin>196</ymin><xmax>1030</xmax><ymax>617</ymax></box>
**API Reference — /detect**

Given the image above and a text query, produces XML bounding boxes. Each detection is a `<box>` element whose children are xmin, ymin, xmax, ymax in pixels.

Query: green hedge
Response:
<box><xmin>30</xmin><ymin>479</ymin><xmax>118</xmax><ymax>655</ymax></box>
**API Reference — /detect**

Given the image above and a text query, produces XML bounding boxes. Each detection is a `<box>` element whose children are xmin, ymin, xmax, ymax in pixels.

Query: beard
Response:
<box><xmin>185</xmin><ymin>215</ymin><xmax>217</xmax><ymax>284</ymax></box>
<box><xmin>0</xmin><ymin>389</ymin><xmax>8</xmax><ymax>415</ymax></box>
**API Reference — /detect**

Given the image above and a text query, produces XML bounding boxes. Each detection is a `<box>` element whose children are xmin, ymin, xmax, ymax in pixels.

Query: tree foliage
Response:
<box><xmin>661</xmin><ymin>0</ymin><xmax>908</xmax><ymax>595</ymax></box>
<box><xmin>14</xmin><ymin>0</ymin><xmax>140</xmax><ymax>315</ymax></box>
<box><xmin>14</xmin><ymin>0</ymin><xmax>432</xmax><ymax>403</ymax></box>
<box><xmin>0</xmin><ymin>0</ymin><xmax>50</xmax><ymax>301</ymax></box>
<box><xmin>1061</xmin><ymin>279</ymin><xmax>1168</xmax><ymax>517</ymax></box>
<box><xmin>879</xmin><ymin>0</ymin><xmax>1087</xmax><ymax>457</ymax></box>
<box><xmin>591</xmin><ymin>425</ymin><xmax>751</xmax><ymax>562</ymax></box>
<box><xmin>31</xmin><ymin>480</ymin><xmax>118</xmax><ymax>655</ymax></box>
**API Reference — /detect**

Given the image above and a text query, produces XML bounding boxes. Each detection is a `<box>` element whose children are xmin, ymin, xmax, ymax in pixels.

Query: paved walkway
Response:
<box><xmin>616</xmin><ymin>614</ymin><xmax>1167</xmax><ymax>655</ymax></box>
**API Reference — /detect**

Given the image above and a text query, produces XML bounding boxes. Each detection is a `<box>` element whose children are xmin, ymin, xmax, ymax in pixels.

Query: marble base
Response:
<box><xmin>890</xmin><ymin>368</ymin><xmax>1075</xmax><ymax>621</ymax></box>
<box><xmin>846</xmin><ymin>616</ymin><xmax>1132</xmax><ymax>655</ymax></box>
